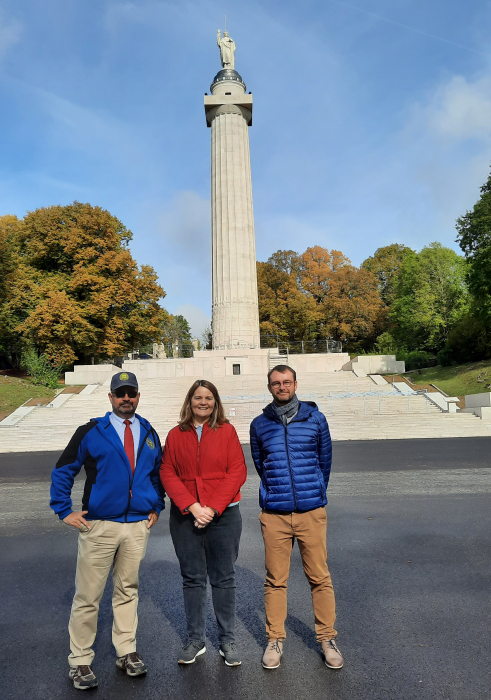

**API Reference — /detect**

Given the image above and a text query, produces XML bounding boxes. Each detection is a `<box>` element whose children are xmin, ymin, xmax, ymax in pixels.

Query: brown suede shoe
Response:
<box><xmin>321</xmin><ymin>639</ymin><xmax>344</xmax><ymax>669</ymax></box>
<box><xmin>262</xmin><ymin>639</ymin><xmax>283</xmax><ymax>669</ymax></box>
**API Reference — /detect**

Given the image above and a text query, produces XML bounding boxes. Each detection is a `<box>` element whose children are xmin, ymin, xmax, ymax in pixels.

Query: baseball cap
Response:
<box><xmin>110</xmin><ymin>371</ymin><xmax>139</xmax><ymax>392</ymax></box>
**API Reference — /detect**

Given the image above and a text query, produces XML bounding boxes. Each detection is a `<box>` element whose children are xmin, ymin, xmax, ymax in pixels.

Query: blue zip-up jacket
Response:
<box><xmin>50</xmin><ymin>412</ymin><xmax>165</xmax><ymax>522</ymax></box>
<box><xmin>250</xmin><ymin>401</ymin><xmax>332</xmax><ymax>513</ymax></box>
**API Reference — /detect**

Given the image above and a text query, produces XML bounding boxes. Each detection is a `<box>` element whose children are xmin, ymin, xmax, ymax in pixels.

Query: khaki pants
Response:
<box><xmin>259</xmin><ymin>507</ymin><xmax>337</xmax><ymax>642</ymax></box>
<box><xmin>68</xmin><ymin>519</ymin><xmax>149</xmax><ymax>666</ymax></box>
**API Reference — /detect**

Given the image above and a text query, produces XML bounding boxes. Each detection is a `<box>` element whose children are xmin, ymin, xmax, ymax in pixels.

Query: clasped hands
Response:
<box><xmin>188</xmin><ymin>503</ymin><xmax>216</xmax><ymax>529</ymax></box>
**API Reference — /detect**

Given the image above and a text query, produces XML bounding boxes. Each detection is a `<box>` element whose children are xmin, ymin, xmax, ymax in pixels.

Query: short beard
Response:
<box><xmin>113</xmin><ymin>404</ymin><xmax>136</xmax><ymax>418</ymax></box>
<box><xmin>274</xmin><ymin>394</ymin><xmax>294</xmax><ymax>406</ymax></box>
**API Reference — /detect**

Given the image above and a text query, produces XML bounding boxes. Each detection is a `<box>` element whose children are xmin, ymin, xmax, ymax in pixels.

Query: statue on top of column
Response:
<box><xmin>217</xmin><ymin>30</ymin><xmax>236</xmax><ymax>70</ymax></box>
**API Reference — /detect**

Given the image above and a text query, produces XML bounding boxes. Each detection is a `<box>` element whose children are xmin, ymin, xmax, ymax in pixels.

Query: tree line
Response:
<box><xmin>1</xmin><ymin>166</ymin><xmax>490</xmax><ymax>375</ymax></box>
<box><xmin>258</xmin><ymin>167</ymin><xmax>491</xmax><ymax>367</ymax></box>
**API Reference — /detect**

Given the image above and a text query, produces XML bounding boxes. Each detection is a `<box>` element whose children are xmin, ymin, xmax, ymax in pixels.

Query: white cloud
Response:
<box><xmin>424</xmin><ymin>74</ymin><xmax>491</xmax><ymax>141</ymax></box>
<box><xmin>0</xmin><ymin>11</ymin><xmax>22</xmax><ymax>65</ymax></box>
<box><xmin>176</xmin><ymin>303</ymin><xmax>211</xmax><ymax>339</ymax></box>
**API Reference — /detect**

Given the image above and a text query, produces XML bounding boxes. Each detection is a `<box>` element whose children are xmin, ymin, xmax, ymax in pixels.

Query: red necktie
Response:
<box><xmin>124</xmin><ymin>420</ymin><xmax>135</xmax><ymax>474</ymax></box>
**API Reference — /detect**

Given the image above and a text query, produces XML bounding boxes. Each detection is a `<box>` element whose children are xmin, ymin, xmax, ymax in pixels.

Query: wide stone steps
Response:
<box><xmin>1</xmin><ymin>371</ymin><xmax>490</xmax><ymax>452</ymax></box>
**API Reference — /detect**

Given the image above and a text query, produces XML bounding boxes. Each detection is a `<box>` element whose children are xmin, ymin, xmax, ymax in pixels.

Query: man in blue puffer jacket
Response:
<box><xmin>250</xmin><ymin>365</ymin><xmax>343</xmax><ymax>671</ymax></box>
<box><xmin>50</xmin><ymin>371</ymin><xmax>165</xmax><ymax>690</ymax></box>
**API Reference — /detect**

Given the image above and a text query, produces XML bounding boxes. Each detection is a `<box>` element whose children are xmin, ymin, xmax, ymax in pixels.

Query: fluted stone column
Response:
<box><xmin>205</xmin><ymin>69</ymin><xmax>260</xmax><ymax>349</ymax></box>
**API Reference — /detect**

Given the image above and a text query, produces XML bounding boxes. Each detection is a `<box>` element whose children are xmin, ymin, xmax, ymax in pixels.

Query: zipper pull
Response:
<box><xmin>130</xmin><ymin>489</ymin><xmax>133</xmax><ymax>498</ymax></box>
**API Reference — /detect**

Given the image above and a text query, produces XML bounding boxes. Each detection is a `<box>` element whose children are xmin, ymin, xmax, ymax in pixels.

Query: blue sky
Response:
<box><xmin>1</xmin><ymin>0</ymin><xmax>491</xmax><ymax>337</ymax></box>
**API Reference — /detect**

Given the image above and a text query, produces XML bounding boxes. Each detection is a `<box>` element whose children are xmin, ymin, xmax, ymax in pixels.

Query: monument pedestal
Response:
<box><xmin>119</xmin><ymin>349</ymin><xmax>350</xmax><ymax>381</ymax></box>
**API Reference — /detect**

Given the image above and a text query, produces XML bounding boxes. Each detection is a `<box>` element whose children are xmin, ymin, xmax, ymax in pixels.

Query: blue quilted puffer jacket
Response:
<box><xmin>250</xmin><ymin>400</ymin><xmax>332</xmax><ymax>513</ymax></box>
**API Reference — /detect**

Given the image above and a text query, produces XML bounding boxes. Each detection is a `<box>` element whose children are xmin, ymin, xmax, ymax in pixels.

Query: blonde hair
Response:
<box><xmin>178</xmin><ymin>379</ymin><xmax>229</xmax><ymax>431</ymax></box>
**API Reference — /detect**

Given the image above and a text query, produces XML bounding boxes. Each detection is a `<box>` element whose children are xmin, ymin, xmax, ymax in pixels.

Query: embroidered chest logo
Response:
<box><xmin>146</xmin><ymin>437</ymin><xmax>155</xmax><ymax>450</ymax></box>
<box><xmin>119</xmin><ymin>372</ymin><xmax>129</xmax><ymax>381</ymax></box>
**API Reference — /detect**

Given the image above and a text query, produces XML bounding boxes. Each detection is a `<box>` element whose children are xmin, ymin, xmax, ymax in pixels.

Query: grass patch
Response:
<box><xmin>403</xmin><ymin>359</ymin><xmax>491</xmax><ymax>397</ymax></box>
<box><xmin>0</xmin><ymin>375</ymin><xmax>57</xmax><ymax>420</ymax></box>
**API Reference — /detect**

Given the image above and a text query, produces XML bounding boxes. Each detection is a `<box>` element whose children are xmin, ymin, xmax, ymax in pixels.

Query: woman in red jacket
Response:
<box><xmin>160</xmin><ymin>379</ymin><xmax>247</xmax><ymax>667</ymax></box>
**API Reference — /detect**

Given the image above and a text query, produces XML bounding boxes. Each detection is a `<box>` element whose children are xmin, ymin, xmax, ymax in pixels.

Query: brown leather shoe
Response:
<box><xmin>262</xmin><ymin>639</ymin><xmax>283</xmax><ymax>669</ymax></box>
<box><xmin>321</xmin><ymin>639</ymin><xmax>344</xmax><ymax>669</ymax></box>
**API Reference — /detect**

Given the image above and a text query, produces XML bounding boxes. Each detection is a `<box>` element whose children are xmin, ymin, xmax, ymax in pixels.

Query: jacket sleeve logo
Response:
<box><xmin>146</xmin><ymin>437</ymin><xmax>155</xmax><ymax>450</ymax></box>
<box><xmin>119</xmin><ymin>372</ymin><xmax>130</xmax><ymax>381</ymax></box>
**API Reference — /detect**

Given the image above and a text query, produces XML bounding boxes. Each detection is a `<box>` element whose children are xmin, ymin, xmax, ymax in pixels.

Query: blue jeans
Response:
<box><xmin>169</xmin><ymin>503</ymin><xmax>242</xmax><ymax>643</ymax></box>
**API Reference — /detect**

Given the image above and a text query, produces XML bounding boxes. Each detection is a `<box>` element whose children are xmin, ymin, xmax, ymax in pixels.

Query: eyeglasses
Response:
<box><xmin>113</xmin><ymin>387</ymin><xmax>138</xmax><ymax>399</ymax></box>
<box><xmin>270</xmin><ymin>381</ymin><xmax>293</xmax><ymax>389</ymax></box>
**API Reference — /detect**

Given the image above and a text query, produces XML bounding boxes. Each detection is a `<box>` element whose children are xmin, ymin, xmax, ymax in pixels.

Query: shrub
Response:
<box><xmin>436</xmin><ymin>348</ymin><xmax>455</xmax><ymax>367</ymax></box>
<box><xmin>444</xmin><ymin>313</ymin><xmax>490</xmax><ymax>364</ymax></box>
<box><xmin>405</xmin><ymin>350</ymin><xmax>431</xmax><ymax>371</ymax></box>
<box><xmin>21</xmin><ymin>347</ymin><xmax>60</xmax><ymax>389</ymax></box>
<box><xmin>374</xmin><ymin>332</ymin><xmax>397</xmax><ymax>354</ymax></box>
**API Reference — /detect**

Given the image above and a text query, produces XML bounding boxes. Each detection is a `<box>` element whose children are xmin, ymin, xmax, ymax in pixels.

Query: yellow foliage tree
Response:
<box><xmin>2</xmin><ymin>203</ymin><xmax>167</xmax><ymax>365</ymax></box>
<box><xmin>258</xmin><ymin>246</ymin><xmax>386</xmax><ymax>347</ymax></box>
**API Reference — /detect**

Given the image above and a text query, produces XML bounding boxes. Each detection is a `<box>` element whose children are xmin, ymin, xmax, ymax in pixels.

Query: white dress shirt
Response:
<box><xmin>110</xmin><ymin>412</ymin><xmax>141</xmax><ymax>455</ymax></box>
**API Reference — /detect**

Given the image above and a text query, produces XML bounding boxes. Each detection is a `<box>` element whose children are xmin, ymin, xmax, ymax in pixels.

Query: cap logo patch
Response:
<box><xmin>146</xmin><ymin>437</ymin><xmax>155</xmax><ymax>450</ymax></box>
<box><xmin>119</xmin><ymin>373</ymin><xmax>129</xmax><ymax>381</ymax></box>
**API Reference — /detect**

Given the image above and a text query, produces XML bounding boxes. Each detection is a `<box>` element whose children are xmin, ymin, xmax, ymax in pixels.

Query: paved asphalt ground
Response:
<box><xmin>1</xmin><ymin>438</ymin><xmax>491</xmax><ymax>700</ymax></box>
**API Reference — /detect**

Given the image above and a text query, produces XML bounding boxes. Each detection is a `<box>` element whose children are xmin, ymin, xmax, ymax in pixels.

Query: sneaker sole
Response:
<box><xmin>115</xmin><ymin>660</ymin><xmax>147</xmax><ymax>676</ymax></box>
<box><xmin>125</xmin><ymin>668</ymin><xmax>148</xmax><ymax>676</ymax></box>
<box><xmin>262</xmin><ymin>660</ymin><xmax>281</xmax><ymax>669</ymax></box>
<box><xmin>71</xmin><ymin>680</ymin><xmax>98</xmax><ymax>690</ymax></box>
<box><xmin>219</xmin><ymin>650</ymin><xmax>242</xmax><ymax>666</ymax></box>
<box><xmin>324</xmin><ymin>660</ymin><xmax>344</xmax><ymax>670</ymax></box>
<box><xmin>178</xmin><ymin>646</ymin><xmax>206</xmax><ymax>664</ymax></box>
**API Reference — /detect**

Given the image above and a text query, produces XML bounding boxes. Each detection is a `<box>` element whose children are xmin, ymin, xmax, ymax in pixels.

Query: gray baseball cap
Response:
<box><xmin>110</xmin><ymin>371</ymin><xmax>139</xmax><ymax>392</ymax></box>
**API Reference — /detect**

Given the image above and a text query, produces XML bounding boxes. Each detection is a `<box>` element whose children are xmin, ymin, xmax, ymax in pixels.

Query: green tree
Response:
<box><xmin>391</xmin><ymin>243</ymin><xmax>469</xmax><ymax>352</ymax></box>
<box><xmin>161</xmin><ymin>314</ymin><xmax>193</xmax><ymax>345</ymax></box>
<box><xmin>1</xmin><ymin>202</ymin><xmax>166</xmax><ymax>366</ymax></box>
<box><xmin>456</xmin><ymin>167</ymin><xmax>491</xmax><ymax>322</ymax></box>
<box><xmin>361</xmin><ymin>243</ymin><xmax>414</xmax><ymax>305</ymax></box>
<box><xmin>0</xmin><ymin>216</ymin><xmax>22</xmax><ymax>365</ymax></box>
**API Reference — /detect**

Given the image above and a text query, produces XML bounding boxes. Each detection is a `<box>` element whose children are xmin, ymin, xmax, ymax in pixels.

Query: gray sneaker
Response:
<box><xmin>178</xmin><ymin>641</ymin><xmax>206</xmax><ymax>664</ymax></box>
<box><xmin>116</xmin><ymin>651</ymin><xmax>147</xmax><ymax>676</ymax></box>
<box><xmin>219</xmin><ymin>642</ymin><xmax>242</xmax><ymax>666</ymax></box>
<box><xmin>69</xmin><ymin>665</ymin><xmax>98</xmax><ymax>690</ymax></box>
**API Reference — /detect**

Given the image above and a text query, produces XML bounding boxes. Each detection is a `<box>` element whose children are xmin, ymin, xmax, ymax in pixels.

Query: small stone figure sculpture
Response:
<box><xmin>217</xmin><ymin>30</ymin><xmax>236</xmax><ymax>69</ymax></box>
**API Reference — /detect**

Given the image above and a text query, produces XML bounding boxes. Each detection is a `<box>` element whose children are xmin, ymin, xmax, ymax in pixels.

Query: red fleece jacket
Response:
<box><xmin>160</xmin><ymin>422</ymin><xmax>247</xmax><ymax>515</ymax></box>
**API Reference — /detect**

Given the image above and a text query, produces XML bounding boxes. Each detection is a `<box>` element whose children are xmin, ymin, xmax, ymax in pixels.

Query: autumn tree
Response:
<box><xmin>361</xmin><ymin>243</ymin><xmax>414</xmax><ymax>305</ymax></box>
<box><xmin>2</xmin><ymin>202</ymin><xmax>166</xmax><ymax>366</ymax></box>
<box><xmin>258</xmin><ymin>246</ymin><xmax>385</xmax><ymax>348</ymax></box>
<box><xmin>257</xmin><ymin>259</ymin><xmax>319</xmax><ymax>341</ymax></box>
<box><xmin>298</xmin><ymin>246</ymin><xmax>386</xmax><ymax>346</ymax></box>
<box><xmin>390</xmin><ymin>243</ymin><xmax>469</xmax><ymax>352</ymax></box>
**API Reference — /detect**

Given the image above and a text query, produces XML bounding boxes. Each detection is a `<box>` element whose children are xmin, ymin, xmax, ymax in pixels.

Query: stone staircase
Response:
<box><xmin>1</xmin><ymin>372</ymin><xmax>490</xmax><ymax>453</ymax></box>
<box><xmin>268</xmin><ymin>348</ymin><xmax>289</xmax><ymax>370</ymax></box>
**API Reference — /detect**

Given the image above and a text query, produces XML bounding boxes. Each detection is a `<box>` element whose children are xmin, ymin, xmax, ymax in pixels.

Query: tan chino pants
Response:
<box><xmin>68</xmin><ymin>519</ymin><xmax>150</xmax><ymax>666</ymax></box>
<box><xmin>259</xmin><ymin>507</ymin><xmax>337</xmax><ymax>642</ymax></box>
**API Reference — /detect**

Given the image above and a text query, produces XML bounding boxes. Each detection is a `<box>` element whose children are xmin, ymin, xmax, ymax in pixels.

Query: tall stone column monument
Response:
<box><xmin>204</xmin><ymin>31</ymin><xmax>260</xmax><ymax>349</ymax></box>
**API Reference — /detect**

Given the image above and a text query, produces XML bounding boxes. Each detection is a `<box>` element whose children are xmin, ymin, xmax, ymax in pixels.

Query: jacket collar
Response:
<box><xmin>92</xmin><ymin>411</ymin><xmax>152</xmax><ymax>475</ymax></box>
<box><xmin>263</xmin><ymin>400</ymin><xmax>318</xmax><ymax>423</ymax></box>
<box><xmin>191</xmin><ymin>421</ymin><xmax>211</xmax><ymax>439</ymax></box>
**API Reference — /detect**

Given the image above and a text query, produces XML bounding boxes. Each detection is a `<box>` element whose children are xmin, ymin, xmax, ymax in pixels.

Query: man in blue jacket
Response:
<box><xmin>50</xmin><ymin>371</ymin><xmax>164</xmax><ymax>690</ymax></box>
<box><xmin>250</xmin><ymin>365</ymin><xmax>343</xmax><ymax>671</ymax></box>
